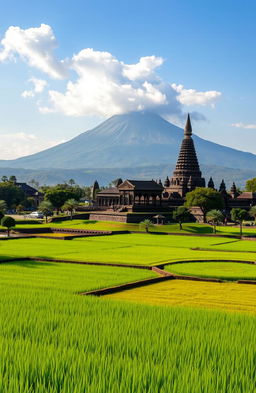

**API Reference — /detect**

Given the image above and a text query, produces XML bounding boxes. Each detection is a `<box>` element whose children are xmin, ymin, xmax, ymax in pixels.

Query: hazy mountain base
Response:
<box><xmin>1</xmin><ymin>112</ymin><xmax>256</xmax><ymax>171</ymax></box>
<box><xmin>0</xmin><ymin>164</ymin><xmax>254</xmax><ymax>188</ymax></box>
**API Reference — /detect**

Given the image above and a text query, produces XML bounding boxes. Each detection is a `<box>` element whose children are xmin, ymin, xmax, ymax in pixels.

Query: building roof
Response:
<box><xmin>16</xmin><ymin>182</ymin><xmax>43</xmax><ymax>196</ymax></box>
<box><xmin>121</xmin><ymin>179</ymin><xmax>163</xmax><ymax>191</ymax></box>
<box><xmin>97</xmin><ymin>187</ymin><xmax>120</xmax><ymax>195</ymax></box>
<box><xmin>237</xmin><ymin>192</ymin><xmax>256</xmax><ymax>199</ymax></box>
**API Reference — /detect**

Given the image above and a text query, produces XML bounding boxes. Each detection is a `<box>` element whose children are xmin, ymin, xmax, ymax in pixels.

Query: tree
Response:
<box><xmin>39</xmin><ymin>201</ymin><xmax>54</xmax><ymax>223</ymax></box>
<box><xmin>245</xmin><ymin>178</ymin><xmax>256</xmax><ymax>192</ymax></box>
<box><xmin>45</xmin><ymin>185</ymin><xmax>83</xmax><ymax>213</ymax></box>
<box><xmin>206</xmin><ymin>209</ymin><xmax>224</xmax><ymax>234</ymax></box>
<box><xmin>68</xmin><ymin>179</ymin><xmax>75</xmax><ymax>186</ymax></box>
<box><xmin>62</xmin><ymin>199</ymin><xmax>79</xmax><ymax>220</ymax></box>
<box><xmin>1</xmin><ymin>176</ymin><xmax>8</xmax><ymax>182</ymax></box>
<box><xmin>140</xmin><ymin>219</ymin><xmax>154</xmax><ymax>233</ymax></box>
<box><xmin>9</xmin><ymin>175</ymin><xmax>17</xmax><ymax>184</ymax></box>
<box><xmin>0</xmin><ymin>182</ymin><xmax>24</xmax><ymax>209</ymax></box>
<box><xmin>231</xmin><ymin>208</ymin><xmax>248</xmax><ymax>238</ymax></box>
<box><xmin>173</xmin><ymin>206</ymin><xmax>191</xmax><ymax>230</ymax></box>
<box><xmin>249</xmin><ymin>205</ymin><xmax>256</xmax><ymax>224</ymax></box>
<box><xmin>185</xmin><ymin>187</ymin><xmax>224</xmax><ymax>223</ymax></box>
<box><xmin>0</xmin><ymin>200</ymin><xmax>7</xmax><ymax>214</ymax></box>
<box><xmin>1</xmin><ymin>216</ymin><xmax>15</xmax><ymax>237</ymax></box>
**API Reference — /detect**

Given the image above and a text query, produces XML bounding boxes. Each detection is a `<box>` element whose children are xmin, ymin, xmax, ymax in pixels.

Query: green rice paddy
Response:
<box><xmin>165</xmin><ymin>261</ymin><xmax>256</xmax><ymax>280</ymax></box>
<box><xmin>1</xmin><ymin>224</ymin><xmax>256</xmax><ymax>392</ymax></box>
<box><xmin>1</xmin><ymin>233</ymin><xmax>256</xmax><ymax>265</ymax></box>
<box><xmin>1</xmin><ymin>259</ymin><xmax>255</xmax><ymax>393</ymax></box>
<box><xmin>9</xmin><ymin>217</ymin><xmax>256</xmax><ymax>236</ymax></box>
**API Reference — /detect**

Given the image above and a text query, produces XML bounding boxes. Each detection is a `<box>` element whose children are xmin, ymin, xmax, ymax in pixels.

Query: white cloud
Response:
<box><xmin>171</xmin><ymin>83</ymin><xmax>221</xmax><ymax>107</ymax></box>
<box><xmin>123</xmin><ymin>55</ymin><xmax>164</xmax><ymax>80</ymax></box>
<box><xmin>231</xmin><ymin>122</ymin><xmax>256</xmax><ymax>129</ymax></box>
<box><xmin>0</xmin><ymin>24</ymin><xmax>222</xmax><ymax>120</ymax></box>
<box><xmin>0</xmin><ymin>24</ymin><xmax>67</xmax><ymax>79</ymax></box>
<box><xmin>0</xmin><ymin>132</ymin><xmax>64</xmax><ymax>159</ymax></box>
<box><xmin>22</xmin><ymin>77</ymin><xmax>47</xmax><ymax>98</ymax></box>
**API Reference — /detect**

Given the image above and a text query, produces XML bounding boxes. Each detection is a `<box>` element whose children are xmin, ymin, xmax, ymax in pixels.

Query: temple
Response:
<box><xmin>93</xmin><ymin>114</ymin><xmax>256</xmax><ymax>219</ymax></box>
<box><xmin>163</xmin><ymin>114</ymin><xmax>205</xmax><ymax>199</ymax></box>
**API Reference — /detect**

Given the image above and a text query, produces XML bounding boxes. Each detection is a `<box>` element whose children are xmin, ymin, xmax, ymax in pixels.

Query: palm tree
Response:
<box><xmin>140</xmin><ymin>219</ymin><xmax>154</xmax><ymax>233</ymax></box>
<box><xmin>231</xmin><ymin>208</ymin><xmax>247</xmax><ymax>238</ymax></box>
<box><xmin>62</xmin><ymin>199</ymin><xmax>79</xmax><ymax>220</ymax></box>
<box><xmin>206</xmin><ymin>209</ymin><xmax>224</xmax><ymax>234</ymax></box>
<box><xmin>249</xmin><ymin>205</ymin><xmax>256</xmax><ymax>224</ymax></box>
<box><xmin>38</xmin><ymin>201</ymin><xmax>53</xmax><ymax>223</ymax></box>
<box><xmin>0</xmin><ymin>200</ymin><xmax>7</xmax><ymax>214</ymax></box>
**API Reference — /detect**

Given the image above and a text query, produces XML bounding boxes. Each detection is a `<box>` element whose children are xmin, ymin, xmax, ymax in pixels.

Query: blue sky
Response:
<box><xmin>0</xmin><ymin>0</ymin><xmax>256</xmax><ymax>159</ymax></box>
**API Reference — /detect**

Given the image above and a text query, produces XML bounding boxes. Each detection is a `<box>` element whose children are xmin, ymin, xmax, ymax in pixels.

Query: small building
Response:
<box><xmin>96</xmin><ymin>179</ymin><xmax>164</xmax><ymax>211</ymax></box>
<box><xmin>16</xmin><ymin>182</ymin><xmax>44</xmax><ymax>207</ymax></box>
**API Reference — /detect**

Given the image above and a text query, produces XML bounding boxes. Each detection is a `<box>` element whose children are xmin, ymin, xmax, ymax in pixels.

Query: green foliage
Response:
<box><xmin>173</xmin><ymin>206</ymin><xmax>191</xmax><ymax>229</ymax></box>
<box><xmin>0</xmin><ymin>199</ymin><xmax>7</xmax><ymax>213</ymax></box>
<box><xmin>39</xmin><ymin>200</ymin><xmax>54</xmax><ymax>223</ymax></box>
<box><xmin>0</xmin><ymin>260</ymin><xmax>255</xmax><ymax>393</ymax></box>
<box><xmin>185</xmin><ymin>187</ymin><xmax>224</xmax><ymax>222</ymax></box>
<box><xmin>140</xmin><ymin>219</ymin><xmax>154</xmax><ymax>233</ymax></box>
<box><xmin>8</xmin><ymin>175</ymin><xmax>17</xmax><ymax>183</ymax></box>
<box><xmin>245</xmin><ymin>177</ymin><xmax>256</xmax><ymax>192</ymax></box>
<box><xmin>231</xmin><ymin>208</ymin><xmax>248</xmax><ymax>238</ymax></box>
<box><xmin>62</xmin><ymin>198</ymin><xmax>79</xmax><ymax>220</ymax></box>
<box><xmin>1</xmin><ymin>215</ymin><xmax>15</xmax><ymax>236</ymax></box>
<box><xmin>249</xmin><ymin>205</ymin><xmax>256</xmax><ymax>220</ymax></box>
<box><xmin>0</xmin><ymin>182</ymin><xmax>25</xmax><ymax>208</ymax></box>
<box><xmin>206</xmin><ymin>209</ymin><xmax>224</xmax><ymax>233</ymax></box>
<box><xmin>45</xmin><ymin>184</ymin><xmax>83</xmax><ymax>211</ymax></box>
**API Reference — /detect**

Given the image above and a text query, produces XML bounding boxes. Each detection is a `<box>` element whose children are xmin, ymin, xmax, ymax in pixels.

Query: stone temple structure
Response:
<box><xmin>94</xmin><ymin>114</ymin><xmax>256</xmax><ymax>218</ymax></box>
<box><xmin>163</xmin><ymin>114</ymin><xmax>205</xmax><ymax>199</ymax></box>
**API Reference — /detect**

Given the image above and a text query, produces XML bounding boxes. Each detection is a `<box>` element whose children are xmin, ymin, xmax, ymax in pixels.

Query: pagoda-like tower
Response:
<box><xmin>166</xmin><ymin>114</ymin><xmax>205</xmax><ymax>198</ymax></box>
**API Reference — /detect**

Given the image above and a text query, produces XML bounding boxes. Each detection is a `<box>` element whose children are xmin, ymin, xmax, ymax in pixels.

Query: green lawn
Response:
<box><xmin>1</xmin><ymin>233</ymin><xmax>256</xmax><ymax>266</ymax></box>
<box><xmin>165</xmin><ymin>261</ymin><xmax>256</xmax><ymax>281</ymax></box>
<box><xmin>0</xmin><ymin>259</ymin><xmax>255</xmax><ymax>393</ymax></box>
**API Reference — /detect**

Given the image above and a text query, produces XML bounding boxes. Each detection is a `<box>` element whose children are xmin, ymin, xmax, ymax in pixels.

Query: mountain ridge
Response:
<box><xmin>0</xmin><ymin>112</ymin><xmax>256</xmax><ymax>179</ymax></box>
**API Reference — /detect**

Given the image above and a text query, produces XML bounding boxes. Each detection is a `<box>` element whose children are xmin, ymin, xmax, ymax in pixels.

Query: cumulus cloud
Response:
<box><xmin>0</xmin><ymin>24</ymin><xmax>67</xmax><ymax>79</ymax></box>
<box><xmin>22</xmin><ymin>77</ymin><xmax>47</xmax><ymax>98</ymax></box>
<box><xmin>0</xmin><ymin>24</ymin><xmax>222</xmax><ymax>119</ymax></box>
<box><xmin>0</xmin><ymin>132</ymin><xmax>64</xmax><ymax>159</ymax></box>
<box><xmin>231</xmin><ymin>122</ymin><xmax>256</xmax><ymax>129</ymax></box>
<box><xmin>171</xmin><ymin>83</ymin><xmax>222</xmax><ymax>107</ymax></box>
<box><xmin>40</xmin><ymin>49</ymin><xmax>175</xmax><ymax>117</ymax></box>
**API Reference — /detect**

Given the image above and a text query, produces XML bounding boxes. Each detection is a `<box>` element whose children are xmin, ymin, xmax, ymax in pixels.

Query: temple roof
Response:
<box><xmin>236</xmin><ymin>192</ymin><xmax>256</xmax><ymax>199</ymax></box>
<box><xmin>120</xmin><ymin>179</ymin><xmax>163</xmax><ymax>191</ymax></box>
<box><xmin>97</xmin><ymin>187</ymin><xmax>119</xmax><ymax>195</ymax></box>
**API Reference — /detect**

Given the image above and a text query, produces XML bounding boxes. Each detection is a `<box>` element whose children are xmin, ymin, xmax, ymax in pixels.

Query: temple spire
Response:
<box><xmin>167</xmin><ymin>115</ymin><xmax>205</xmax><ymax>197</ymax></box>
<box><xmin>184</xmin><ymin>114</ymin><xmax>192</xmax><ymax>138</ymax></box>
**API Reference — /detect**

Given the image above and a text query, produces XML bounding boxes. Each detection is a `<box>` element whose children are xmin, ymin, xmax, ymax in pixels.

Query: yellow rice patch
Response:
<box><xmin>105</xmin><ymin>279</ymin><xmax>256</xmax><ymax>314</ymax></box>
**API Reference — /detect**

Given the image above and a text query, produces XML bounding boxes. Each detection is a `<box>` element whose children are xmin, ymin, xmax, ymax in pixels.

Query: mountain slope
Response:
<box><xmin>1</xmin><ymin>111</ymin><xmax>256</xmax><ymax>170</ymax></box>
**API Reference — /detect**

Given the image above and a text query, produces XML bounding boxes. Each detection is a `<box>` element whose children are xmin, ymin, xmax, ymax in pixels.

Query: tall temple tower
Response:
<box><xmin>165</xmin><ymin>114</ymin><xmax>205</xmax><ymax>198</ymax></box>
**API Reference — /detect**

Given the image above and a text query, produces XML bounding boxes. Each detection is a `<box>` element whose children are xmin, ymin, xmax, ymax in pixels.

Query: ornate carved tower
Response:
<box><xmin>166</xmin><ymin>114</ymin><xmax>205</xmax><ymax>198</ymax></box>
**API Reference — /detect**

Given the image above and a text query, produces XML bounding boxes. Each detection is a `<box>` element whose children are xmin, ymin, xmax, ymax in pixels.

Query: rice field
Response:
<box><xmin>165</xmin><ymin>261</ymin><xmax>256</xmax><ymax>280</ymax></box>
<box><xmin>106</xmin><ymin>279</ymin><xmax>256</xmax><ymax>314</ymax></box>
<box><xmin>1</xmin><ymin>259</ymin><xmax>256</xmax><ymax>393</ymax></box>
<box><xmin>11</xmin><ymin>217</ymin><xmax>256</xmax><ymax>236</ymax></box>
<box><xmin>1</xmin><ymin>233</ymin><xmax>256</xmax><ymax>266</ymax></box>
